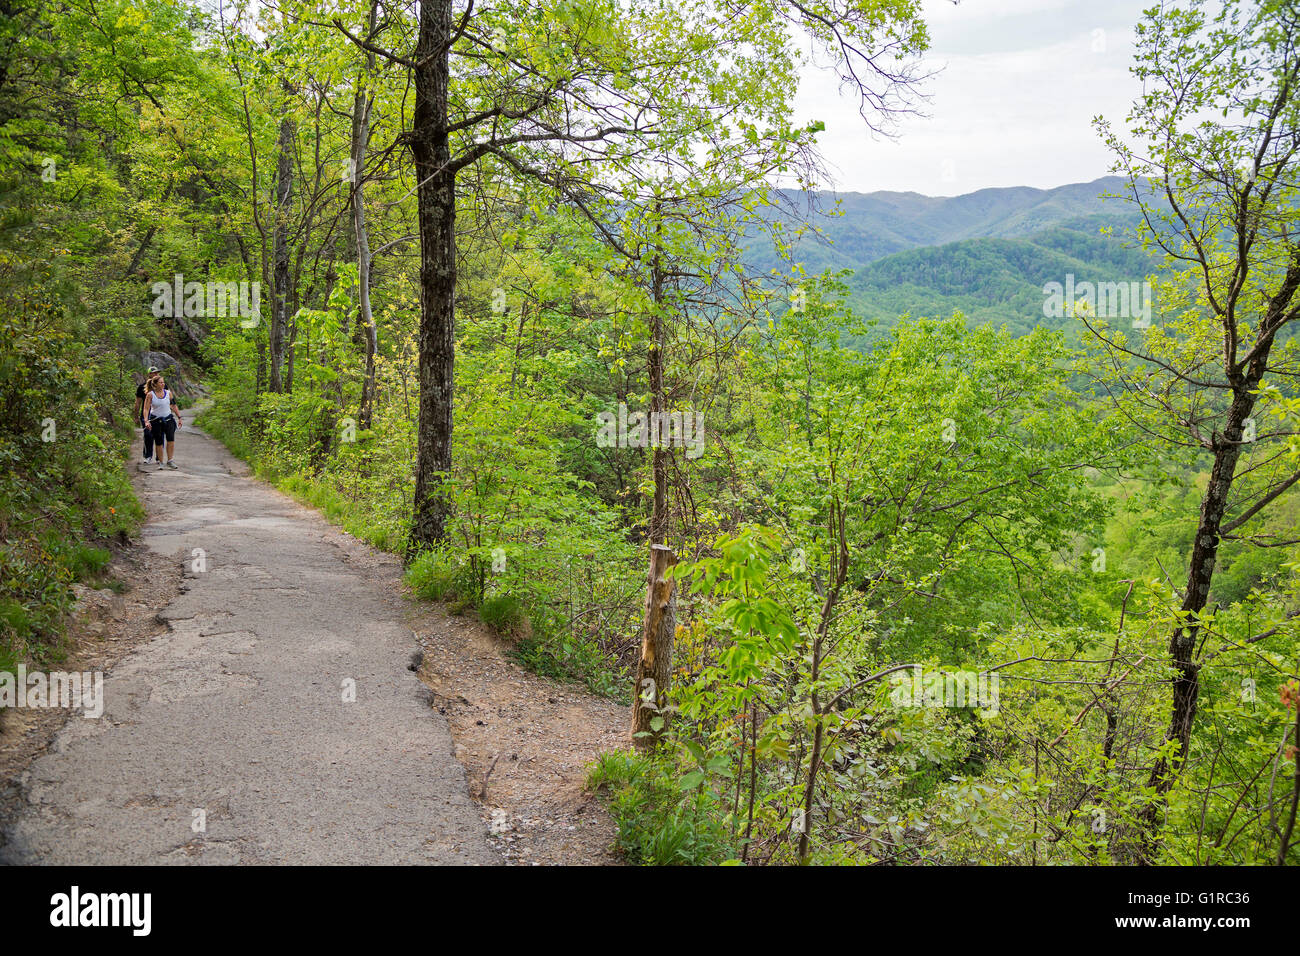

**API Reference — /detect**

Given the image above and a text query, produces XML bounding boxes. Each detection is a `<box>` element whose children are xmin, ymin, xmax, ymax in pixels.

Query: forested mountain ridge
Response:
<box><xmin>846</xmin><ymin>216</ymin><xmax>1155</xmax><ymax>335</ymax></box>
<box><xmin>765</xmin><ymin>175</ymin><xmax>1137</xmax><ymax>272</ymax></box>
<box><xmin>751</xmin><ymin>178</ymin><xmax>1154</xmax><ymax>337</ymax></box>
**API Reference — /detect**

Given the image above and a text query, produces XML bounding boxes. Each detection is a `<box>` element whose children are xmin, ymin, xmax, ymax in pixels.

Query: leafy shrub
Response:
<box><xmin>479</xmin><ymin>592</ymin><xmax>528</xmax><ymax>635</ymax></box>
<box><xmin>0</xmin><ymin>284</ymin><xmax>143</xmax><ymax>680</ymax></box>
<box><xmin>512</xmin><ymin>628</ymin><xmax>622</xmax><ymax>699</ymax></box>
<box><xmin>587</xmin><ymin>750</ymin><xmax>736</xmax><ymax>866</ymax></box>
<box><xmin>405</xmin><ymin>548</ymin><xmax>474</xmax><ymax>603</ymax></box>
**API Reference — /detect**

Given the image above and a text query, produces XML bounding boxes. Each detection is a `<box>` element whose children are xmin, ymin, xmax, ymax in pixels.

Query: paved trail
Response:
<box><xmin>0</xmin><ymin>416</ymin><xmax>495</xmax><ymax>864</ymax></box>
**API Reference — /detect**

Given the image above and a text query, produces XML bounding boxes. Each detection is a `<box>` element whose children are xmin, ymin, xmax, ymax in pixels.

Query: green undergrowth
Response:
<box><xmin>586</xmin><ymin>750</ymin><xmax>737</xmax><ymax>866</ymax></box>
<box><xmin>404</xmin><ymin>547</ymin><xmax>623</xmax><ymax>698</ymax></box>
<box><xmin>0</xmin><ymin>324</ymin><xmax>144</xmax><ymax>685</ymax></box>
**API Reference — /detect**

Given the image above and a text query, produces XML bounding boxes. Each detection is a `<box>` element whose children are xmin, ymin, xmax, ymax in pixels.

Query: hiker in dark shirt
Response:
<box><xmin>133</xmin><ymin>366</ymin><xmax>160</xmax><ymax>464</ymax></box>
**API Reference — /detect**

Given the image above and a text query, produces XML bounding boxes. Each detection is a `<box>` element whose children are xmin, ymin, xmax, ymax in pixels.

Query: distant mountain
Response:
<box><xmin>769</xmin><ymin>176</ymin><xmax>1139</xmax><ymax>270</ymax></box>
<box><xmin>758</xmin><ymin>176</ymin><xmax>1156</xmax><ymax>338</ymax></box>
<box><xmin>845</xmin><ymin>216</ymin><xmax>1155</xmax><ymax>337</ymax></box>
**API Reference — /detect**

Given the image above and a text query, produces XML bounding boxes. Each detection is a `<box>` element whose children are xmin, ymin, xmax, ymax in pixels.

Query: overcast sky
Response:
<box><xmin>794</xmin><ymin>0</ymin><xmax>1153</xmax><ymax>197</ymax></box>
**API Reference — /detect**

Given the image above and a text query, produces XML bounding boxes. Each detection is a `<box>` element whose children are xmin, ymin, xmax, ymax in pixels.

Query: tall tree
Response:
<box><xmin>330</xmin><ymin>0</ymin><xmax>932</xmax><ymax>551</ymax></box>
<box><xmin>1093</xmin><ymin>0</ymin><xmax>1300</xmax><ymax>862</ymax></box>
<box><xmin>269</xmin><ymin>96</ymin><xmax>296</xmax><ymax>393</ymax></box>
<box><xmin>349</xmin><ymin>0</ymin><xmax>380</xmax><ymax>430</ymax></box>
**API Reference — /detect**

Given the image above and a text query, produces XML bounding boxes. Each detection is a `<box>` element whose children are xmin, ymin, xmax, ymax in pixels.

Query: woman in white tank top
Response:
<box><xmin>144</xmin><ymin>377</ymin><xmax>183</xmax><ymax>469</ymax></box>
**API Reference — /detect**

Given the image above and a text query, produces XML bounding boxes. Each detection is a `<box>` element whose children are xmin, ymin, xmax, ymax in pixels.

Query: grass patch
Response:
<box><xmin>479</xmin><ymin>592</ymin><xmax>528</xmax><ymax>635</ymax></box>
<box><xmin>586</xmin><ymin>750</ymin><xmax>736</xmax><ymax>866</ymax></box>
<box><xmin>406</xmin><ymin>548</ymin><xmax>472</xmax><ymax>602</ymax></box>
<box><xmin>512</xmin><ymin>630</ymin><xmax>623</xmax><ymax>699</ymax></box>
<box><xmin>280</xmin><ymin>473</ymin><xmax>407</xmax><ymax>552</ymax></box>
<box><xmin>64</xmin><ymin>542</ymin><xmax>112</xmax><ymax>583</ymax></box>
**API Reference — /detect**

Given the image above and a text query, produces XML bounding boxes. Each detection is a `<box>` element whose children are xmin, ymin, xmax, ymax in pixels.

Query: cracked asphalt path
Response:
<box><xmin>0</xmin><ymin>415</ymin><xmax>495</xmax><ymax>864</ymax></box>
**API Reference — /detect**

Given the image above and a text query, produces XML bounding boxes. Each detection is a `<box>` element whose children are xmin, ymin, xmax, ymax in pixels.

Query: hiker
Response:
<box><xmin>143</xmin><ymin>374</ymin><xmax>183</xmax><ymax>470</ymax></box>
<box><xmin>133</xmin><ymin>366</ymin><xmax>160</xmax><ymax>464</ymax></box>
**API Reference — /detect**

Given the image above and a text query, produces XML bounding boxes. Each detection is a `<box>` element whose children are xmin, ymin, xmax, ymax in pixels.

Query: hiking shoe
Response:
<box><xmin>166</xmin><ymin>461</ymin><xmax>178</xmax><ymax>470</ymax></box>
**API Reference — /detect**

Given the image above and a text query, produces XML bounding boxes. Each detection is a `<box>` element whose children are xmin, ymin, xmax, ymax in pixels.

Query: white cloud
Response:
<box><xmin>794</xmin><ymin>0</ymin><xmax>1151</xmax><ymax>195</ymax></box>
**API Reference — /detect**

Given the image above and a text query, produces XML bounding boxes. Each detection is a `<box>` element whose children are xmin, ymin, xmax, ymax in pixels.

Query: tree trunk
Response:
<box><xmin>352</xmin><ymin>0</ymin><xmax>379</xmax><ymax>432</ymax></box>
<box><xmin>254</xmin><ymin>337</ymin><xmax>267</xmax><ymax>445</ymax></box>
<box><xmin>351</xmin><ymin>94</ymin><xmax>377</xmax><ymax>431</ymax></box>
<box><xmin>648</xmin><ymin>252</ymin><xmax>668</xmax><ymax>546</ymax></box>
<box><xmin>631</xmin><ymin>235</ymin><xmax>675</xmax><ymax>750</ymax></box>
<box><xmin>269</xmin><ymin>104</ymin><xmax>296</xmax><ymax>393</ymax></box>
<box><xmin>632</xmin><ymin>543</ymin><xmax>677</xmax><ymax>749</ymax></box>
<box><xmin>286</xmin><ymin>238</ymin><xmax>304</xmax><ymax>394</ymax></box>
<box><xmin>284</xmin><ymin>313</ymin><xmax>296</xmax><ymax>393</ymax></box>
<box><xmin>255</xmin><ymin>337</ymin><xmax>266</xmax><ymax>395</ymax></box>
<box><xmin>407</xmin><ymin>0</ymin><xmax>456</xmax><ymax>552</ymax></box>
<box><xmin>1138</xmin><ymin>369</ymin><xmax>1265</xmax><ymax>860</ymax></box>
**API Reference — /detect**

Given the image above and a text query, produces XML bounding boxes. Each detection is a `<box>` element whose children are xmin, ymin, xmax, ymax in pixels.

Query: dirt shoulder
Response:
<box><xmin>407</xmin><ymin>599</ymin><xmax>630</xmax><ymax>866</ymax></box>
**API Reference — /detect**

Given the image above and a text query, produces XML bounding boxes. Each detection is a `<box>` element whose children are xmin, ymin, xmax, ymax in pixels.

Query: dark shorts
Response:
<box><xmin>150</xmin><ymin>416</ymin><xmax>176</xmax><ymax>443</ymax></box>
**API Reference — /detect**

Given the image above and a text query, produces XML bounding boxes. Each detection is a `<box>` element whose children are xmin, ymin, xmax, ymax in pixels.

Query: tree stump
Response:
<box><xmin>632</xmin><ymin>543</ymin><xmax>677</xmax><ymax>750</ymax></box>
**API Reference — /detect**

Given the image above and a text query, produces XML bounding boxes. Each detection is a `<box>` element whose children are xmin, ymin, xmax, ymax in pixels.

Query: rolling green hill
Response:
<box><xmin>760</xmin><ymin>177</ymin><xmax>1157</xmax><ymax>338</ymax></box>
<box><xmin>770</xmin><ymin>175</ymin><xmax>1138</xmax><ymax>267</ymax></box>
<box><xmin>845</xmin><ymin>216</ymin><xmax>1154</xmax><ymax>337</ymax></box>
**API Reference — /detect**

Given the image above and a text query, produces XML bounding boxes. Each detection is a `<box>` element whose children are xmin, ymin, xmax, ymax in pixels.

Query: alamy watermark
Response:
<box><xmin>595</xmin><ymin>403</ymin><xmax>705</xmax><ymax>459</ymax></box>
<box><xmin>0</xmin><ymin>666</ymin><xmax>104</xmax><ymax>718</ymax></box>
<box><xmin>889</xmin><ymin>665</ymin><xmax>999</xmax><ymax>717</ymax></box>
<box><xmin>50</xmin><ymin>886</ymin><xmax>150</xmax><ymax>936</ymax></box>
<box><xmin>1043</xmin><ymin>274</ymin><xmax>1153</xmax><ymax>328</ymax></box>
<box><xmin>151</xmin><ymin>274</ymin><xmax>260</xmax><ymax>328</ymax></box>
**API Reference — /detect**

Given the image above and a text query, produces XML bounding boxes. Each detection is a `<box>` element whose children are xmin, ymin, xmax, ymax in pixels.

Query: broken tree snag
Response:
<box><xmin>632</xmin><ymin>543</ymin><xmax>677</xmax><ymax>750</ymax></box>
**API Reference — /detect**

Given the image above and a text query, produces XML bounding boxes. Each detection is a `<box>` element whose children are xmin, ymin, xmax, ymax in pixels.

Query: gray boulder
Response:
<box><xmin>131</xmin><ymin>350</ymin><xmax>202</xmax><ymax>398</ymax></box>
